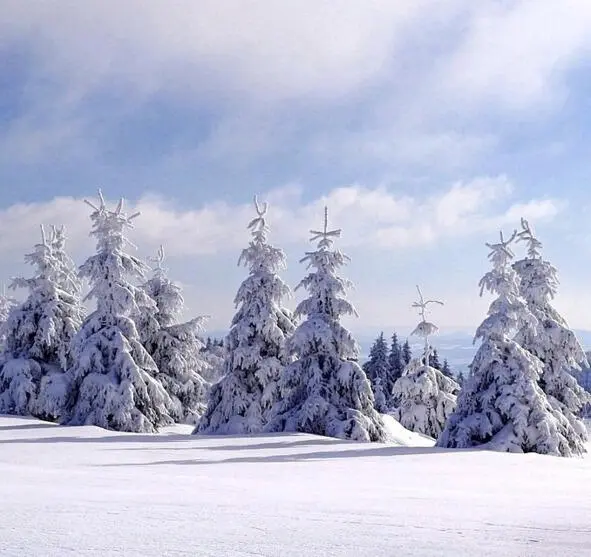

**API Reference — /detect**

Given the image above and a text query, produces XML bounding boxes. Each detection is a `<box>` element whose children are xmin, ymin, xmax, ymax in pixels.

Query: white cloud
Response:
<box><xmin>0</xmin><ymin>177</ymin><xmax>563</xmax><ymax>260</ymax></box>
<box><xmin>0</xmin><ymin>179</ymin><xmax>569</xmax><ymax>330</ymax></box>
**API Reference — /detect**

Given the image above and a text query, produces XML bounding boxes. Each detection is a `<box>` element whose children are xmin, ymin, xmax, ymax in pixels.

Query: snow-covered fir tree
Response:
<box><xmin>438</xmin><ymin>230</ymin><xmax>584</xmax><ymax>456</ymax></box>
<box><xmin>267</xmin><ymin>208</ymin><xmax>388</xmax><ymax>442</ymax></box>
<box><xmin>388</xmin><ymin>332</ymin><xmax>404</xmax><ymax>386</ymax></box>
<box><xmin>196</xmin><ymin>197</ymin><xmax>294</xmax><ymax>434</ymax></box>
<box><xmin>0</xmin><ymin>226</ymin><xmax>84</xmax><ymax>420</ymax></box>
<box><xmin>391</xmin><ymin>286</ymin><xmax>459</xmax><ymax>438</ymax></box>
<box><xmin>138</xmin><ymin>246</ymin><xmax>210</xmax><ymax>424</ymax></box>
<box><xmin>513</xmin><ymin>218</ymin><xmax>589</xmax><ymax>447</ymax></box>
<box><xmin>64</xmin><ymin>191</ymin><xmax>174</xmax><ymax>433</ymax></box>
<box><xmin>35</xmin><ymin>225</ymin><xmax>86</xmax><ymax>420</ymax></box>
<box><xmin>362</xmin><ymin>332</ymin><xmax>389</xmax><ymax>411</ymax></box>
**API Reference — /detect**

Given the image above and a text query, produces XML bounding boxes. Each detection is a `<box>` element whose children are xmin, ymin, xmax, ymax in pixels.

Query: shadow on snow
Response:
<box><xmin>98</xmin><ymin>445</ymin><xmax>466</xmax><ymax>467</ymax></box>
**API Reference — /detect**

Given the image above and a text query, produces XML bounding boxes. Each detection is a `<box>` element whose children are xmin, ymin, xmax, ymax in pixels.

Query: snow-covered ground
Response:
<box><xmin>1</xmin><ymin>415</ymin><xmax>590</xmax><ymax>556</ymax></box>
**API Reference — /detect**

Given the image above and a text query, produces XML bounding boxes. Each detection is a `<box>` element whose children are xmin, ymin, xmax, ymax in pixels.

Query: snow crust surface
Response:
<box><xmin>1</xmin><ymin>415</ymin><xmax>589</xmax><ymax>556</ymax></box>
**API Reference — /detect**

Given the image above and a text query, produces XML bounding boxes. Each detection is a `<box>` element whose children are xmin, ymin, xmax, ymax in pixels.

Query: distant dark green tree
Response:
<box><xmin>441</xmin><ymin>358</ymin><xmax>455</xmax><ymax>379</ymax></box>
<box><xmin>388</xmin><ymin>332</ymin><xmax>404</xmax><ymax>386</ymax></box>
<box><xmin>402</xmin><ymin>340</ymin><xmax>412</xmax><ymax>366</ymax></box>
<box><xmin>362</xmin><ymin>332</ymin><xmax>389</xmax><ymax>411</ymax></box>
<box><xmin>429</xmin><ymin>349</ymin><xmax>442</xmax><ymax>371</ymax></box>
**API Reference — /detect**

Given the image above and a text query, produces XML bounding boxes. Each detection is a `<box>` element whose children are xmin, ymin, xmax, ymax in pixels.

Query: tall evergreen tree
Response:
<box><xmin>391</xmin><ymin>286</ymin><xmax>459</xmax><ymax>438</ymax></box>
<box><xmin>267</xmin><ymin>208</ymin><xmax>388</xmax><ymax>442</ymax></box>
<box><xmin>362</xmin><ymin>332</ymin><xmax>389</xmax><ymax>411</ymax></box>
<box><xmin>196</xmin><ymin>198</ymin><xmax>294</xmax><ymax>434</ymax></box>
<box><xmin>456</xmin><ymin>370</ymin><xmax>465</xmax><ymax>386</ymax></box>
<box><xmin>438</xmin><ymin>230</ymin><xmax>583</xmax><ymax>456</ymax></box>
<box><xmin>64</xmin><ymin>191</ymin><xmax>175</xmax><ymax>433</ymax></box>
<box><xmin>402</xmin><ymin>340</ymin><xmax>412</xmax><ymax>366</ymax></box>
<box><xmin>35</xmin><ymin>225</ymin><xmax>86</xmax><ymax>420</ymax></box>
<box><xmin>513</xmin><ymin>219</ymin><xmax>588</xmax><ymax>445</ymax></box>
<box><xmin>0</xmin><ymin>226</ymin><xmax>84</xmax><ymax>420</ymax></box>
<box><xmin>138</xmin><ymin>246</ymin><xmax>210</xmax><ymax>424</ymax></box>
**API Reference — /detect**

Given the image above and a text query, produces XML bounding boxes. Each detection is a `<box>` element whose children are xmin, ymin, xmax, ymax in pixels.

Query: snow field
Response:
<box><xmin>1</xmin><ymin>415</ymin><xmax>590</xmax><ymax>557</ymax></box>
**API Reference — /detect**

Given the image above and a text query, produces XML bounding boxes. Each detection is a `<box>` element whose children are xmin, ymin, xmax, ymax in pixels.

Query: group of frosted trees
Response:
<box><xmin>0</xmin><ymin>190</ymin><xmax>588</xmax><ymax>457</ymax></box>
<box><xmin>198</xmin><ymin>202</ymin><xmax>387</xmax><ymax>441</ymax></box>
<box><xmin>0</xmin><ymin>192</ymin><xmax>217</xmax><ymax>432</ymax></box>
<box><xmin>438</xmin><ymin>221</ymin><xmax>589</xmax><ymax>456</ymax></box>
<box><xmin>196</xmin><ymin>199</ymin><xmax>588</xmax><ymax>455</ymax></box>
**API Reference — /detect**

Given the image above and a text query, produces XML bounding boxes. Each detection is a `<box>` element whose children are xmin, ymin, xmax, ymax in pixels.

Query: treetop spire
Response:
<box><xmin>309</xmin><ymin>206</ymin><xmax>341</xmax><ymax>250</ymax></box>
<box><xmin>84</xmin><ymin>189</ymin><xmax>141</xmax><ymax>226</ymax></box>
<box><xmin>247</xmin><ymin>195</ymin><xmax>269</xmax><ymax>243</ymax></box>
<box><xmin>517</xmin><ymin>218</ymin><xmax>543</xmax><ymax>259</ymax></box>
<box><xmin>148</xmin><ymin>245</ymin><xmax>168</xmax><ymax>278</ymax></box>
<box><xmin>485</xmin><ymin>229</ymin><xmax>517</xmax><ymax>269</ymax></box>
<box><xmin>410</xmin><ymin>285</ymin><xmax>443</xmax><ymax>364</ymax></box>
<box><xmin>411</xmin><ymin>285</ymin><xmax>443</xmax><ymax>324</ymax></box>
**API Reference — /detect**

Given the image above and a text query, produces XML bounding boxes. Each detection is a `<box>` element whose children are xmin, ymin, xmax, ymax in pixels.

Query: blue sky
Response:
<box><xmin>1</xmin><ymin>1</ymin><xmax>591</xmax><ymax>335</ymax></box>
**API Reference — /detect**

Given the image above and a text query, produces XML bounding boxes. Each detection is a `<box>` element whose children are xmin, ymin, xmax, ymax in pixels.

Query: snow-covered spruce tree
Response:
<box><xmin>138</xmin><ymin>246</ymin><xmax>210</xmax><ymax>424</ymax></box>
<box><xmin>34</xmin><ymin>226</ymin><xmax>86</xmax><ymax>420</ymax></box>
<box><xmin>195</xmin><ymin>197</ymin><xmax>294</xmax><ymax>434</ymax></box>
<box><xmin>0</xmin><ymin>226</ymin><xmax>83</xmax><ymax>420</ymax></box>
<box><xmin>513</xmin><ymin>218</ymin><xmax>589</xmax><ymax>446</ymax></box>
<box><xmin>391</xmin><ymin>286</ymin><xmax>459</xmax><ymax>438</ymax></box>
<box><xmin>266</xmin><ymin>207</ymin><xmax>388</xmax><ymax>442</ymax></box>
<box><xmin>437</xmin><ymin>231</ymin><xmax>584</xmax><ymax>456</ymax></box>
<box><xmin>362</xmin><ymin>332</ymin><xmax>389</xmax><ymax>411</ymax></box>
<box><xmin>64</xmin><ymin>191</ymin><xmax>174</xmax><ymax>433</ymax></box>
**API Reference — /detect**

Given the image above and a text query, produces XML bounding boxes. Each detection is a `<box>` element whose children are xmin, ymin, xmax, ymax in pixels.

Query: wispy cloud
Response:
<box><xmin>439</xmin><ymin>0</ymin><xmax>591</xmax><ymax>110</ymax></box>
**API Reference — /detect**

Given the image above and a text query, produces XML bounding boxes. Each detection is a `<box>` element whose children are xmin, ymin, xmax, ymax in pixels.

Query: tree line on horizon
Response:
<box><xmin>0</xmin><ymin>191</ymin><xmax>588</xmax><ymax>457</ymax></box>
